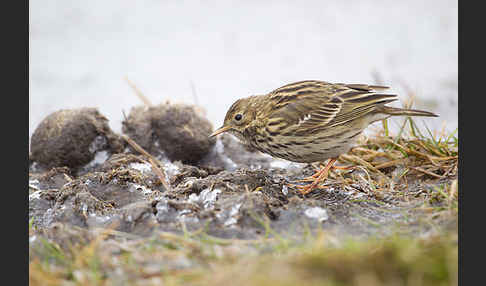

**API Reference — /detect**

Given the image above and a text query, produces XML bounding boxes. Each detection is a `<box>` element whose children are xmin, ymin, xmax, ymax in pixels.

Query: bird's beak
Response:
<box><xmin>210</xmin><ymin>125</ymin><xmax>231</xmax><ymax>137</ymax></box>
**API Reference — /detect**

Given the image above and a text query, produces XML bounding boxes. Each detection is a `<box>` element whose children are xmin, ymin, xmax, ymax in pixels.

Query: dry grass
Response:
<box><xmin>340</xmin><ymin>116</ymin><xmax>457</xmax><ymax>180</ymax></box>
<box><xmin>29</xmin><ymin>224</ymin><xmax>458</xmax><ymax>286</ymax></box>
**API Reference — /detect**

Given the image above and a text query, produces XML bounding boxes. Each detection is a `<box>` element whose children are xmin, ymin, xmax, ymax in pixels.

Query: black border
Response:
<box><xmin>4</xmin><ymin>0</ymin><xmax>29</xmax><ymax>284</ymax></box>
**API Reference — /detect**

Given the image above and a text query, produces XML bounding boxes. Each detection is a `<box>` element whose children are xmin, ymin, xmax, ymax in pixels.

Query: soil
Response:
<box><xmin>29</xmin><ymin>105</ymin><xmax>457</xmax><ymax>243</ymax></box>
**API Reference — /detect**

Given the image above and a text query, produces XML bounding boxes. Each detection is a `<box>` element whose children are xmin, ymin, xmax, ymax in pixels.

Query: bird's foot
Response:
<box><xmin>293</xmin><ymin>173</ymin><xmax>321</xmax><ymax>183</ymax></box>
<box><xmin>289</xmin><ymin>158</ymin><xmax>338</xmax><ymax>196</ymax></box>
<box><xmin>286</xmin><ymin>182</ymin><xmax>333</xmax><ymax>195</ymax></box>
<box><xmin>294</xmin><ymin>158</ymin><xmax>351</xmax><ymax>183</ymax></box>
<box><xmin>295</xmin><ymin>182</ymin><xmax>320</xmax><ymax>195</ymax></box>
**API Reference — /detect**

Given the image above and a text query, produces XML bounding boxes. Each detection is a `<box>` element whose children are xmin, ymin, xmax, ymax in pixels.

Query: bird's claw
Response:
<box><xmin>287</xmin><ymin>181</ymin><xmax>322</xmax><ymax>195</ymax></box>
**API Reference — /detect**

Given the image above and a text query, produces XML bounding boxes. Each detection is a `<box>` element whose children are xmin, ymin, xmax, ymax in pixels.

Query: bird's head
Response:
<box><xmin>210</xmin><ymin>96</ymin><xmax>259</xmax><ymax>139</ymax></box>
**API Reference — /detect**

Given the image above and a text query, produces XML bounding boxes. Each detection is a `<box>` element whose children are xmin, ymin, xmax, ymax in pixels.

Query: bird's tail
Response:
<box><xmin>378</xmin><ymin>106</ymin><xmax>438</xmax><ymax>117</ymax></box>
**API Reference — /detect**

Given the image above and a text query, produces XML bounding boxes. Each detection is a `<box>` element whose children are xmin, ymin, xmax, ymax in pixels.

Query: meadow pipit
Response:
<box><xmin>210</xmin><ymin>80</ymin><xmax>438</xmax><ymax>195</ymax></box>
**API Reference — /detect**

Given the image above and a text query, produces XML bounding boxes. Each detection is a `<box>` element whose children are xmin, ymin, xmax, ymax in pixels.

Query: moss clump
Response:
<box><xmin>30</xmin><ymin>108</ymin><xmax>123</xmax><ymax>169</ymax></box>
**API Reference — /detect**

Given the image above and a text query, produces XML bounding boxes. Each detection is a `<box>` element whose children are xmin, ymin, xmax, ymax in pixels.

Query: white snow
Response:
<box><xmin>29</xmin><ymin>179</ymin><xmax>40</xmax><ymax>191</ymax></box>
<box><xmin>84</xmin><ymin>150</ymin><xmax>109</xmax><ymax>168</ymax></box>
<box><xmin>29</xmin><ymin>190</ymin><xmax>42</xmax><ymax>201</ymax></box>
<box><xmin>304</xmin><ymin>207</ymin><xmax>329</xmax><ymax>222</ymax></box>
<box><xmin>224</xmin><ymin>202</ymin><xmax>242</xmax><ymax>227</ymax></box>
<box><xmin>188</xmin><ymin>188</ymin><xmax>222</xmax><ymax>209</ymax></box>
<box><xmin>281</xmin><ymin>185</ymin><xmax>288</xmax><ymax>196</ymax></box>
<box><xmin>129</xmin><ymin>162</ymin><xmax>152</xmax><ymax>174</ymax></box>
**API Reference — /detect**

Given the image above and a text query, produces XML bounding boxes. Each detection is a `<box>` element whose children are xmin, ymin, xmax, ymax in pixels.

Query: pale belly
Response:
<box><xmin>251</xmin><ymin>128</ymin><xmax>363</xmax><ymax>163</ymax></box>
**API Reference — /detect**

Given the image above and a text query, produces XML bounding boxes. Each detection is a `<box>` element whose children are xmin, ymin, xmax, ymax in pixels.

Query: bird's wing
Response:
<box><xmin>266</xmin><ymin>81</ymin><xmax>396</xmax><ymax>135</ymax></box>
<box><xmin>266</xmin><ymin>81</ymin><xmax>344</xmax><ymax>135</ymax></box>
<box><xmin>337</xmin><ymin>83</ymin><xmax>390</xmax><ymax>92</ymax></box>
<box><xmin>326</xmin><ymin>84</ymin><xmax>397</xmax><ymax>128</ymax></box>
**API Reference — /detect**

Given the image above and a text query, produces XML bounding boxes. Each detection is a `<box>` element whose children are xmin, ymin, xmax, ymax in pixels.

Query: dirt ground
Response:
<box><xmin>28</xmin><ymin>104</ymin><xmax>458</xmax><ymax>285</ymax></box>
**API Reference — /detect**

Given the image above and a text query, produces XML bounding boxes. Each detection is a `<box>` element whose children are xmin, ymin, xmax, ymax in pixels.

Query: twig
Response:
<box><xmin>148</xmin><ymin>157</ymin><xmax>171</xmax><ymax>190</ymax></box>
<box><xmin>122</xmin><ymin>109</ymin><xmax>128</xmax><ymax>122</ymax></box>
<box><xmin>189</xmin><ymin>80</ymin><xmax>199</xmax><ymax>106</ymax></box>
<box><xmin>410</xmin><ymin>166</ymin><xmax>445</xmax><ymax>179</ymax></box>
<box><xmin>244</xmin><ymin>184</ymin><xmax>250</xmax><ymax>193</ymax></box>
<box><xmin>373</xmin><ymin>159</ymin><xmax>406</xmax><ymax>170</ymax></box>
<box><xmin>352</xmin><ymin>147</ymin><xmax>398</xmax><ymax>159</ymax></box>
<box><xmin>375</xmin><ymin>137</ymin><xmax>445</xmax><ymax>165</ymax></box>
<box><xmin>339</xmin><ymin>154</ymin><xmax>386</xmax><ymax>178</ymax></box>
<box><xmin>122</xmin><ymin>135</ymin><xmax>171</xmax><ymax>192</ymax></box>
<box><xmin>124</xmin><ymin>76</ymin><xmax>153</xmax><ymax>107</ymax></box>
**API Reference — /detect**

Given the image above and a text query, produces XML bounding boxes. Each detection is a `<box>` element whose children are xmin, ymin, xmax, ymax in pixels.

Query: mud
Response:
<box><xmin>29</xmin><ymin>106</ymin><xmax>457</xmax><ymax>243</ymax></box>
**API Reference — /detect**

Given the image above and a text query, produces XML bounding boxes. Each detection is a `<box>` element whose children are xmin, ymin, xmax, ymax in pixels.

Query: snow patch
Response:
<box><xmin>188</xmin><ymin>188</ymin><xmax>222</xmax><ymax>209</ymax></box>
<box><xmin>304</xmin><ymin>207</ymin><xmax>329</xmax><ymax>222</ymax></box>
<box><xmin>84</xmin><ymin>150</ymin><xmax>109</xmax><ymax>168</ymax></box>
<box><xmin>129</xmin><ymin>162</ymin><xmax>152</xmax><ymax>174</ymax></box>
<box><xmin>270</xmin><ymin>159</ymin><xmax>292</xmax><ymax>169</ymax></box>
<box><xmin>281</xmin><ymin>185</ymin><xmax>288</xmax><ymax>196</ymax></box>
<box><xmin>224</xmin><ymin>203</ymin><xmax>242</xmax><ymax>227</ymax></box>
<box><xmin>29</xmin><ymin>190</ymin><xmax>42</xmax><ymax>201</ymax></box>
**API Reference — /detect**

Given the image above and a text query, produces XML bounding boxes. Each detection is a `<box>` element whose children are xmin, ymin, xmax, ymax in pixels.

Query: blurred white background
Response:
<box><xmin>29</xmin><ymin>0</ymin><xmax>457</xmax><ymax>139</ymax></box>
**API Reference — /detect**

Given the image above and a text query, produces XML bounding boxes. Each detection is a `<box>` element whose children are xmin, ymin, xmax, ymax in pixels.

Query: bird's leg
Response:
<box><xmin>294</xmin><ymin>159</ymin><xmax>353</xmax><ymax>183</ymax></box>
<box><xmin>292</xmin><ymin>162</ymin><xmax>326</xmax><ymax>182</ymax></box>
<box><xmin>294</xmin><ymin>158</ymin><xmax>337</xmax><ymax>195</ymax></box>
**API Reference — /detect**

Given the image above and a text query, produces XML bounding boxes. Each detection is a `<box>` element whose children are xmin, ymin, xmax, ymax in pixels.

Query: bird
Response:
<box><xmin>209</xmin><ymin>80</ymin><xmax>438</xmax><ymax>195</ymax></box>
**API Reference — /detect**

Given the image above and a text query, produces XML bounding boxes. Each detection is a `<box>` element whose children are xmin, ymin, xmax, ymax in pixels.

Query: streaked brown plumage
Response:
<box><xmin>210</xmin><ymin>80</ymin><xmax>438</xmax><ymax>194</ymax></box>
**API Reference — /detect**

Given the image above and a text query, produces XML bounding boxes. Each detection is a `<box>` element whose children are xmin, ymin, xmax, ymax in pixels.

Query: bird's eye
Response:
<box><xmin>234</xmin><ymin>114</ymin><xmax>243</xmax><ymax>121</ymax></box>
